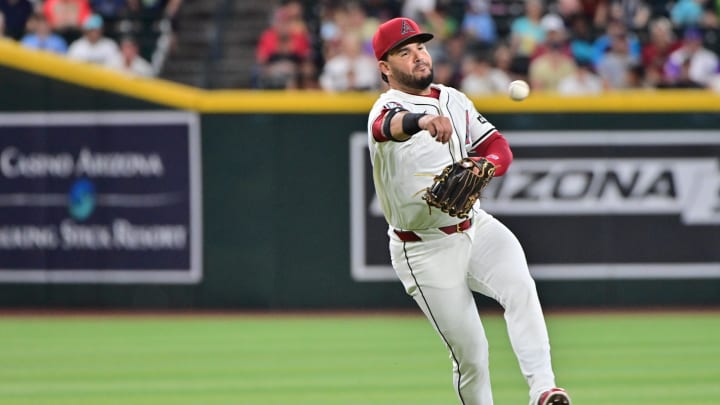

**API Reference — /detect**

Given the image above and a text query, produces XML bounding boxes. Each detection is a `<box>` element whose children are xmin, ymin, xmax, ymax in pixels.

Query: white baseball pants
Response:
<box><xmin>389</xmin><ymin>210</ymin><xmax>557</xmax><ymax>405</ymax></box>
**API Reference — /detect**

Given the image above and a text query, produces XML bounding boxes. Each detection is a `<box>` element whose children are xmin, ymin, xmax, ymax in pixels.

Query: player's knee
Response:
<box><xmin>502</xmin><ymin>277</ymin><xmax>539</xmax><ymax>308</ymax></box>
<box><xmin>455</xmin><ymin>350</ymin><xmax>490</xmax><ymax>383</ymax></box>
<box><xmin>449</xmin><ymin>335</ymin><xmax>489</xmax><ymax>367</ymax></box>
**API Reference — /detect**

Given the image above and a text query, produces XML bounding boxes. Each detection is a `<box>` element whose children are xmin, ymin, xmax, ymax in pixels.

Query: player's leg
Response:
<box><xmin>465</xmin><ymin>211</ymin><xmax>558</xmax><ymax>404</ymax></box>
<box><xmin>390</xmin><ymin>233</ymin><xmax>493</xmax><ymax>405</ymax></box>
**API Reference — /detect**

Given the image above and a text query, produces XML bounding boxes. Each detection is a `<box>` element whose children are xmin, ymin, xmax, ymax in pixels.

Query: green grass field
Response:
<box><xmin>0</xmin><ymin>311</ymin><xmax>718</xmax><ymax>405</ymax></box>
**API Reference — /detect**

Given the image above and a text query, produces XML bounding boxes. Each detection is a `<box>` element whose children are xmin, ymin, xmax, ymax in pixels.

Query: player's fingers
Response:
<box><xmin>437</xmin><ymin>131</ymin><xmax>451</xmax><ymax>143</ymax></box>
<box><xmin>424</xmin><ymin>118</ymin><xmax>447</xmax><ymax>143</ymax></box>
<box><xmin>433</xmin><ymin>132</ymin><xmax>448</xmax><ymax>143</ymax></box>
<box><xmin>433</xmin><ymin>126</ymin><xmax>449</xmax><ymax>143</ymax></box>
<box><xmin>436</xmin><ymin>121</ymin><xmax>453</xmax><ymax>143</ymax></box>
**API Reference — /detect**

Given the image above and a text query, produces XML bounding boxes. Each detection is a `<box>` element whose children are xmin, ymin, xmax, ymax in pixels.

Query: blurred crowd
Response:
<box><xmin>0</xmin><ymin>0</ymin><xmax>182</xmax><ymax>77</ymax></box>
<box><xmin>5</xmin><ymin>0</ymin><xmax>719</xmax><ymax>92</ymax></box>
<box><xmin>254</xmin><ymin>0</ymin><xmax>720</xmax><ymax>95</ymax></box>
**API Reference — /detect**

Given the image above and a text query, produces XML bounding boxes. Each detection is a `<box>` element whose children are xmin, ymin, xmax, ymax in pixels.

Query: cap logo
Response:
<box><xmin>400</xmin><ymin>19</ymin><xmax>415</xmax><ymax>35</ymax></box>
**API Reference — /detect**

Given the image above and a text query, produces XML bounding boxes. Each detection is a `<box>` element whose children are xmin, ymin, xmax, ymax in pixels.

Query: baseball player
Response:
<box><xmin>366</xmin><ymin>17</ymin><xmax>571</xmax><ymax>405</ymax></box>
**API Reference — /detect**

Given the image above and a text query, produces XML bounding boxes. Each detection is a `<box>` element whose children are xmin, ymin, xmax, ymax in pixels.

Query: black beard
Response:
<box><xmin>394</xmin><ymin>67</ymin><xmax>434</xmax><ymax>91</ymax></box>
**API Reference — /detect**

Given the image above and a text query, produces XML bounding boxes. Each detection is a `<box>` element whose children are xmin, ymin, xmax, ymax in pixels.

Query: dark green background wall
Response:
<box><xmin>1</xmin><ymin>67</ymin><xmax>719</xmax><ymax>309</ymax></box>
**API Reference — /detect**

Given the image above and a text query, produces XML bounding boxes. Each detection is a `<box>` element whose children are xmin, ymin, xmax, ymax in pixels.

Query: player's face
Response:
<box><xmin>383</xmin><ymin>41</ymin><xmax>434</xmax><ymax>92</ymax></box>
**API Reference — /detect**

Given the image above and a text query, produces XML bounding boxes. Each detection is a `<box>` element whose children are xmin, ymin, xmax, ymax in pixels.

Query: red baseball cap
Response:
<box><xmin>372</xmin><ymin>17</ymin><xmax>434</xmax><ymax>60</ymax></box>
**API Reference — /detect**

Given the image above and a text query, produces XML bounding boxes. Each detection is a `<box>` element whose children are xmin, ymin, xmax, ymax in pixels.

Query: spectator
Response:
<box><xmin>578</xmin><ymin>0</ymin><xmax>611</xmax><ymax>29</ymax></box>
<box><xmin>108</xmin><ymin>35</ymin><xmax>153</xmax><ymax>76</ymax></box>
<box><xmin>669</xmin><ymin>58</ymin><xmax>706</xmax><ymax>87</ymax></box>
<box><xmin>707</xmin><ymin>72</ymin><xmax>720</xmax><ymax>93</ymax></box>
<box><xmin>641</xmin><ymin>17</ymin><xmax>682</xmax><ymax>87</ymax></box>
<box><xmin>43</xmin><ymin>0</ymin><xmax>92</xmax><ymax>43</ymax></box>
<box><xmin>127</xmin><ymin>0</ymin><xmax>180</xmax><ymax>23</ymax></box>
<box><xmin>705</xmin><ymin>0</ymin><xmax>719</xmax><ymax>27</ymax></box>
<box><xmin>319</xmin><ymin>32</ymin><xmax>378</xmax><ymax>91</ymax></box>
<box><xmin>557</xmin><ymin>59</ymin><xmax>604</xmax><ymax>94</ymax></box>
<box><xmin>531</xmin><ymin>14</ymin><xmax>573</xmax><ymax>60</ymax></box>
<box><xmin>434</xmin><ymin>31</ymin><xmax>466</xmax><ymax>88</ymax></box>
<box><xmin>89</xmin><ymin>0</ymin><xmax>129</xmax><ymax>32</ymax></box>
<box><xmin>318</xmin><ymin>3</ymin><xmax>342</xmax><ymax>60</ymax></box>
<box><xmin>664</xmin><ymin>27</ymin><xmax>719</xmax><ymax>87</ymax></box>
<box><xmin>127</xmin><ymin>0</ymin><xmax>182</xmax><ymax>56</ymax></box>
<box><xmin>255</xmin><ymin>4</ymin><xmax>311</xmax><ymax>89</ymax></box>
<box><xmin>432</xmin><ymin>54</ymin><xmax>456</xmax><ymax>86</ymax></box>
<box><xmin>0</xmin><ymin>11</ymin><xmax>5</xmax><ymax>37</ymax></box>
<box><xmin>401</xmin><ymin>0</ymin><xmax>435</xmax><ymax>23</ymax></box>
<box><xmin>283</xmin><ymin>0</ymin><xmax>308</xmax><ymax>37</ymax></box>
<box><xmin>555</xmin><ymin>0</ymin><xmax>583</xmax><ymax>21</ymax></box>
<box><xmin>596</xmin><ymin>30</ymin><xmax>636</xmax><ymax>88</ymax></box>
<box><xmin>363</xmin><ymin>0</ymin><xmax>400</xmax><ymax>21</ymax></box>
<box><xmin>319</xmin><ymin>3</ymin><xmax>377</xmax><ymax>61</ymax></box>
<box><xmin>461</xmin><ymin>0</ymin><xmax>497</xmax><ymax>49</ymax></box>
<box><xmin>568</xmin><ymin>14</ymin><xmax>595</xmax><ymax>64</ymax></box>
<box><xmin>295</xmin><ymin>59</ymin><xmax>321</xmax><ymax>90</ymax></box>
<box><xmin>460</xmin><ymin>51</ymin><xmax>511</xmax><ymax>95</ymax></box>
<box><xmin>418</xmin><ymin>4</ymin><xmax>457</xmax><ymax>58</ymax></box>
<box><xmin>424</xmin><ymin>3</ymin><xmax>459</xmax><ymax>43</ymax></box>
<box><xmin>363</xmin><ymin>0</ymin><xmax>403</xmax><ymax>21</ymax></box>
<box><xmin>0</xmin><ymin>0</ymin><xmax>33</xmax><ymax>40</ymax></box>
<box><xmin>625</xmin><ymin>63</ymin><xmax>648</xmax><ymax>88</ymax></box>
<box><xmin>344</xmin><ymin>1</ymin><xmax>378</xmax><ymax>55</ymax></box>
<box><xmin>20</xmin><ymin>12</ymin><xmax>68</xmax><ymax>54</ymax></box>
<box><xmin>509</xmin><ymin>0</ymin><xmax>547</xmax><ymax>75</ymax></box>
<box><xmin>528</xmin><ymin>32</ymin><xmax>577</xmax><ymax>90</ymax></box>
<box><xmin>591</xmin><ymin>19</ymin><xmax>640</xmax><ymax>67</ymax></box>
<box><xmin>493</xmin><ymin>42</ymin><xmax>518</xmax><ymax>81</ymax></box>
<box><xmin>670</xmin><ymin>0</ymin><xmax>705</xmax><ymax>28</ymax></box>
<box><xmin>91</xmin><ymin>0</ymin><xmax>128</xmax><ymax>19</ymax></box>
<box><xmin>608</xmin><ymin>0</ymin><xmax>650</xmax><ymax>30</ymax></box>
<box><xmin>67</xmin><ymin>13</ymin><xmax>121</xmax><ymax>66</ymax></box>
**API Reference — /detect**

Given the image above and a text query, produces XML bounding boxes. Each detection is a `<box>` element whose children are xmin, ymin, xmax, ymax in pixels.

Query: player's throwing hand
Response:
<box><xmin>420</xmin><ymin>115</ymin><xmax>452</xmax><ymax>143</ymax></box>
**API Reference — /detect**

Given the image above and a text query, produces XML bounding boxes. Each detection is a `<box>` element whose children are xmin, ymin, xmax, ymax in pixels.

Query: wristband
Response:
<box><xmin>382</xmin><ymin>107</ymin><xmax>406</xmax><ymax>142</ymax></box>
<box><xmin>402</xmin><ymin>113</ymin><xmax>426</xmax><ymax>135</ymax></box>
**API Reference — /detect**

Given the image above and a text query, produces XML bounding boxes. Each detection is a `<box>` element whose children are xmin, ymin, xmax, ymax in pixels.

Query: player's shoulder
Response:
<box><xmin>435</xmin><ymin>84</ymin><xmax>475</xmax><ymax>106</ymax></box>
<box><xmin>374</xmin><ymin>88</ymin><xmax>410</xmax><ymax>103</ymax></box>
<box><xmin>370</xmin><ymin>90</ymin><xmax>410</xmax><ymax>114</ymax></box>
<box><xmin>438</xmin><ymin>84</ymin><xmax>468</xmax><ymax>98</ymax></box>
<box><xmin>431</xmin><ymin>83</ymin><xmax>459</xmax><ymax>94</ymax></box>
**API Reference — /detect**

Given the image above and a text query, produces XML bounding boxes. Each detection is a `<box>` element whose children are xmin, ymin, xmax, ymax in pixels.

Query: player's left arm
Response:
<box><xmin>471</xmin><ymin>131</ymin><xmax>512</xmax><ymax>176</ymax></box>
<box><xmin>466</xmin><ymin>106</ymin><xmax>512</xmax><ymax>176</ymax></box>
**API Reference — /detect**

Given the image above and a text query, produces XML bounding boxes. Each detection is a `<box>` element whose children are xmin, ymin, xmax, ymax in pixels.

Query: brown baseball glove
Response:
<box><xmin>422</xmin><ymin>157</ymin><xmax>496</xmax><ymax>218</ymax></box>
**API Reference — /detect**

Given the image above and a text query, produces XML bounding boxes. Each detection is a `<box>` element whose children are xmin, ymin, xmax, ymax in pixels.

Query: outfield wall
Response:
<box><xmin>1</xmin><ymin>39</ymin><xmax>719</xmax><ymax>309</ymax></box>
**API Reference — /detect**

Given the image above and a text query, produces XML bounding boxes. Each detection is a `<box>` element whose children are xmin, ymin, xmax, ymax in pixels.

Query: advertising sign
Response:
<box><xmin>0</xmin><ymin>112</ymin><xmax>202</xmax><ymax>283</ymax></box>
<box><xmin>351</xmin><ymin>131</ymin><xmax>720</xmax><ymax>281</ymax></box>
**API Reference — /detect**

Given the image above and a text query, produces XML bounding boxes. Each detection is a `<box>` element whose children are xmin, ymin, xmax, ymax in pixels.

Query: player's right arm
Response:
<box><xmin>371</xmin><ymin>104</ymin><xmax>453</xmax><ymax>144</ymax></box>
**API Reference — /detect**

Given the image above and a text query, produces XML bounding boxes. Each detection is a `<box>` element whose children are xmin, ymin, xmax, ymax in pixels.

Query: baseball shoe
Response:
<box><xmin>537</xmin><ymin>388</ymin><xmax>571</xmax><ymax>405</ymax></box>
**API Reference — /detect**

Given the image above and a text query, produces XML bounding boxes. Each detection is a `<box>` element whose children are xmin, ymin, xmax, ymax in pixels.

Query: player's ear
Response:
<box><xmin>378</xmin><ymin>60</ymin><xmax>391</xmax><ymax>78</ymax></box>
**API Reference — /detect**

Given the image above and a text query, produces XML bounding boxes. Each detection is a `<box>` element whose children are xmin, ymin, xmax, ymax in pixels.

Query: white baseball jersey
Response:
<box><xmin>367</xmin><ymin>83</ymin><xmax>562</xmax><ymax>405</ymax></box>
<box><xmin>367</xmin><ymin>83</ymin><xmax>497</xmax><ymax>230</ymax></box>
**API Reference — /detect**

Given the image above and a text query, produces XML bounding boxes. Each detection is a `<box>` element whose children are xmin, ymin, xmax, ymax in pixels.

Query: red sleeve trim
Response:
<box><xmin>472</xmin><ymin>131</ymin><xmax>513</xmax><ymax>176</ymax></box>
<box><xmin>371</xmin><ymin>109</ymin><xmax>390</xmax><ymax>142</ymax></box>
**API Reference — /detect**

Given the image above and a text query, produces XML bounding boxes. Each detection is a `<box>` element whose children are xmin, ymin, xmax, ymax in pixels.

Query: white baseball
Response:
<box><xmin>508</xmin><ymin>80</ymin><xmax>530</xmax><ymax>101</ymax></box>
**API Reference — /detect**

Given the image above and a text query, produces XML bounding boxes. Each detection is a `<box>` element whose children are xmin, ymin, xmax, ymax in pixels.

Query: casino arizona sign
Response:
<box><xmin>0</xmin><ymin>147</ymin><xmax>164</xmax><ymax>178</ymax></box>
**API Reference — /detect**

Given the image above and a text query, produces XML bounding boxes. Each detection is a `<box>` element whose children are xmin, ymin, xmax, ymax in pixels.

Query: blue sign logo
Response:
<box><xmin>68</xmin><ymin>178</ymin><xmax>95</xmax><ymax>221</ymax></box>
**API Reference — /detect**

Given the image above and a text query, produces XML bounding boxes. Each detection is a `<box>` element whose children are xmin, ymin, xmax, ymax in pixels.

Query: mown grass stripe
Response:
<box><xmin>0</xmin><ymin>312</ymin><xmax>717</xmax><ymax>405</ymax></box>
